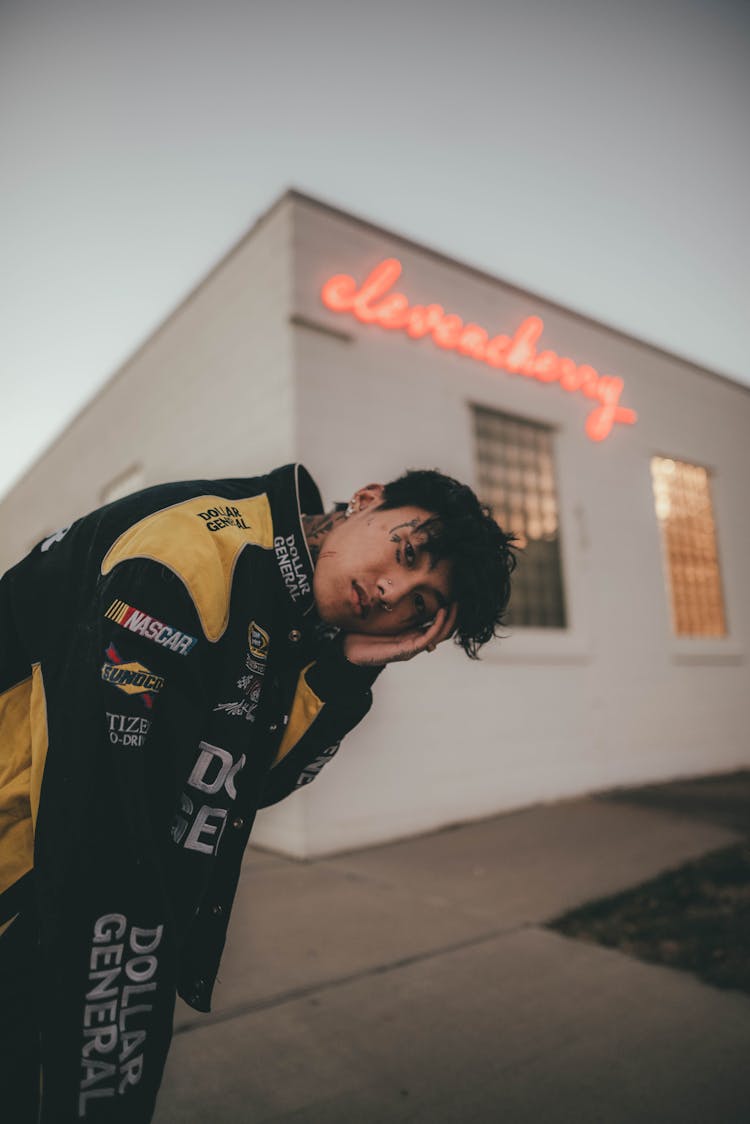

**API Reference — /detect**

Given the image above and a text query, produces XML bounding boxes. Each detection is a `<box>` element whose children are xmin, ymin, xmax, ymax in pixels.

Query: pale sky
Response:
<box><xmin>2</xmin><ymin>0</ymin><xmax>748</xmax><ymax>502</ymax></box>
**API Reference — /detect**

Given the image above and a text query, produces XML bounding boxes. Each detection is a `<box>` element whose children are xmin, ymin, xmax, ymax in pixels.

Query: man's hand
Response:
<box><xmin>342</xmin><ymin>604</ymin><xmax>458</xmax><ymax>667</ymax></box>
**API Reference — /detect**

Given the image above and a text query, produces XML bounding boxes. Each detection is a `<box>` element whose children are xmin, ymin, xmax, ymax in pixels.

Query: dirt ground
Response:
<box><xmin>549</xmin><ymin>772</ymin><xmax>750</xmax><ymax>995</ymax></box>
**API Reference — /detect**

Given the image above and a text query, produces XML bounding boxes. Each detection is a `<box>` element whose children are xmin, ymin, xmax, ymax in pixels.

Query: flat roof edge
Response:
<box><xmin>5</xmin><ymin>186</ymin><xmax>748</xmax><ymax>502</ymax></box>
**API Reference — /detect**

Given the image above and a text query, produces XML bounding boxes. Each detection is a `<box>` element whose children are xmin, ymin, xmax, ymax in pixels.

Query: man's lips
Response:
<box><xmin>351</xmin><ymin>580</ymin><xmax>370</xmax><ymax>619</ymax></box>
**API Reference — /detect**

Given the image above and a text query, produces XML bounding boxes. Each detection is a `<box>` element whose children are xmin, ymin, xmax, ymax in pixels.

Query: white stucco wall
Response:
<box><xmin>252</xmin><ymin>195</ymin><xmax>750</xmax><ymax>858</ymax></box>
<box><xmin>2</xmin><ymin>190</ymin><xmax>747</xmax><ymax>859</ymax></box>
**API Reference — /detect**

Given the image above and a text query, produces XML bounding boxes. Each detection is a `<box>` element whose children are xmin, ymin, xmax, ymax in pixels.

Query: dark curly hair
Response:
<box><xmin>378</xmin><ymin>469</ymin><xmax>518</xmax><ymax>659</ymax></box>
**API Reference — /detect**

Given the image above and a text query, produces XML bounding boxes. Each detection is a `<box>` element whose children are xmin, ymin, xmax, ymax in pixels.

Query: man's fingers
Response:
<box><xmin>443</xmin><ymin>606</ymin><xmax>461</xmax><ymax>642</ymax></box>
<box><xmin>420</xmin><ymin>607</ymin><xmax>448</xmax><ymax>645</ymax></box>
<box><xmin>419</xmin><ymin>603</ymin><xmax>458</xmax><ymax>653</ymax></box>
<box><xmin>433</xmin><ymin>603</ymin><xmax>458</xmax><ymax>643</ymax></box>
<box><xmin>343</xmin><ymin>602</ymin><xmax>459</xmax><ymax>666</ymax></box>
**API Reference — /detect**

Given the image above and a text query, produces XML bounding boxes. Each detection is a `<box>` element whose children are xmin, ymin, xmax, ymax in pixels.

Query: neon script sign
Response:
<box><xmin>321</xmin><ymin>259</ymin><xmax>637</xmax><ymax>442</ymax></box>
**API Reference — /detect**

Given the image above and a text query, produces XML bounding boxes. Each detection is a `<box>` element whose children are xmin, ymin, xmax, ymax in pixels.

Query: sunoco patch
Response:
<box><xmin>102</xmin><ymin>644</ymin><xmax>164</xmax><ymax>707</ymax></box>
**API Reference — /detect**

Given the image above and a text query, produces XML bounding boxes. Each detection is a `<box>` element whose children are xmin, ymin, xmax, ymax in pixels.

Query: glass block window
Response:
<box><xmin>473</xmin><ymin>406</ymin><xmax>567</xmax><ymax>628</ymax></box>
<box><xmin>650</xmin><ymin>456</ymin><xmax>726</xmax><ymax>636</ymax></box>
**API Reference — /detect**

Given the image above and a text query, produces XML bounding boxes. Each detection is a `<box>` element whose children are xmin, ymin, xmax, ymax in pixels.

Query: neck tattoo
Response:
<box><xmin>302</xmin><ymin>511</ymin><xmax>346</xmax><ymax>565</ymax></box>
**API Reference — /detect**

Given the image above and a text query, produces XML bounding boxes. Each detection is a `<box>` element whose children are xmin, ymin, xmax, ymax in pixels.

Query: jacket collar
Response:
<box><xmin>268</xmin><ymin>463</ymin><xmax>322</xmax><ymax>619</ymax></box>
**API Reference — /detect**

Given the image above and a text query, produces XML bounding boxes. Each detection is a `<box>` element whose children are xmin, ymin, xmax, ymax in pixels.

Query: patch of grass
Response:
<box><xmin>548</xmin><ymin>842</ymin><xmax>750</xmax><ymax>994</ymax></box>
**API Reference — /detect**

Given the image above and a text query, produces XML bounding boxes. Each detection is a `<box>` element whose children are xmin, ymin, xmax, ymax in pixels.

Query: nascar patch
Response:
<box><xmin>105</xmin><ymin>599</ymin><xmax>198</xmax><ymax>656</ymax></box>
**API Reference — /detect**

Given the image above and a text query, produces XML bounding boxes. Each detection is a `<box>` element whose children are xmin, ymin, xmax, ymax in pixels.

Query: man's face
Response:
<box><xmin>312</xmin><ymin>485</ymin><xmax>454</xmax><ymax>635</ymax></box>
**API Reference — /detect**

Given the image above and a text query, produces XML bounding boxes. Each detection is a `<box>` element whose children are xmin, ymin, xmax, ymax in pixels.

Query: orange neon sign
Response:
<box><xmin>321</xmin><ymin>259</ymin><xmax>637</xmax><ymax>442</ymax></box>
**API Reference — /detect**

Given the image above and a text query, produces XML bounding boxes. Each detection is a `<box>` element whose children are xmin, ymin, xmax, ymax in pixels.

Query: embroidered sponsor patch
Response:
<box><xmin>106</xmin><ymin>712</ymin><xmax>151</xmax><ymax>748</ymax></box>
<box><xmin>79</xmin><ymin>913</ymin><xmax>164</xmax><ymax>1117</ymax></box>
<box><xmin>105</xmin><ymin>599</ymin><xmax>197</xmax><ymax>656</ymax></box>
<box><xmin>40</xmin><ymin>524</ymin><xmax>72</xmax><ymax>552</ymax></box>
<box><xmin>248</xmin><ymin>620</ymin><xmax>269</xmax><ymax>662</ymax></box>
<box><xmin>196</xmin><ymin>504</ymin><xmax>251</xmax><ymax>532</ymax></box>
<box><xmin>274</xmin><ymin>534</ymin><xmax>312</xmax><ymax>601</ymax></box>
<box><xmin>295</xmin><ymin>743</ymin><xmax>341</xmax><ymax>788</ymax></box>
<box><xmin>101</xmin><ymin>644</ymin><xmax>164</xmax><ymax>706</ymax></box>
<box><xmin>213</xmin><ymin>670</ymin><xmax>263</xmax><ymax>722</ymax></box>
<box><xmin>214</xmin><ymin>620</ymin><xmax>269</xmax><ymax>721</ymax></box>
<box><xmin>171</xmin><ymin>741</ymin><xmax>246</xmax><ymax>854</ymax></box>
<box><xmin>213</xmin><ymin>673</ymin><xmax>263</xmax><ymax>722</ymax></box>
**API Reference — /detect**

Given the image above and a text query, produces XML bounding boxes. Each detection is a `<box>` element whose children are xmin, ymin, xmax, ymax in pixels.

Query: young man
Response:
<box><xmin>0</xmin><ymin>462</ymin><xmax>516</xmax><ymax>1122</ymax></box>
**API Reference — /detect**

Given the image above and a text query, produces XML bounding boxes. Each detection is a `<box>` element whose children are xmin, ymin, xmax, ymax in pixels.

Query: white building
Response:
<box><xmin>2</xmin><ymin>190</ymin><xmax>748</xmax><ymax>857</ymax></box>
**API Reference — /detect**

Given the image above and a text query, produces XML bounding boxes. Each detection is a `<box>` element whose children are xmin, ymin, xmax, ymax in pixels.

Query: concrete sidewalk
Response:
<box><xmin>154</xmin><ymin>781</ymin><xmax>750</xmax><ymax>1123</ymax></box>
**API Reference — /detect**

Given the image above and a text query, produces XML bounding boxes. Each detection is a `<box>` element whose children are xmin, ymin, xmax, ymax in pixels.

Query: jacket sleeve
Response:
<box><xmin>257</xmin><ymin>638</ymin><xmax>382</xmax><ymax>808</ymax></box>
<box><xmin>38</xmin><ymin>558</ymin><xmax>212</xmax><ymax>1124</ymax></box>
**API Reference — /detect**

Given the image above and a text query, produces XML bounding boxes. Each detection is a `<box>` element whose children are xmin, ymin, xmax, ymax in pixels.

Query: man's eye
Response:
<box><xmin>404</xmin><ymin>542</ymin><xmax>416</xmax><ymax>565</ymax></box>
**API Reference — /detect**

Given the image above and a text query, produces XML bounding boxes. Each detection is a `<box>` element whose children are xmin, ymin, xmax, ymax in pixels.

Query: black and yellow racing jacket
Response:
<box><xmin>0</xmin><ymin>463</ymin><xmax>381</xmax><ymax>1122</ymax></box>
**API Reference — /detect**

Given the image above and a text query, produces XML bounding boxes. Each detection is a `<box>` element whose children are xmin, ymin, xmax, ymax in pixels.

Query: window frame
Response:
<box><xmin>650</xmin><ymin>451</ymin><xmax>743</xmax><ymax>666</ymax></box>
<box><xmin>466</xmin><ymin>400</ymin><xmax>592</xmax><ymax>666</ymax></box>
